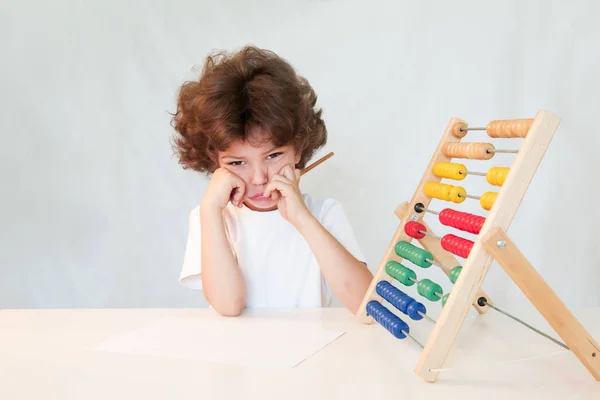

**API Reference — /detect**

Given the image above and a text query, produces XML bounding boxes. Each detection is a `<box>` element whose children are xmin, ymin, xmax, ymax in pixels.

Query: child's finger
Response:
<box><xmin>270</xmin><ymin>174</ymin><xmax>293</xmax><ymax>185</ymax></box>
<box><xmin>233</xmin><ymin>190</ymin><xmax>244</xmax><ymax>207</ymax></box>
<box><xmin>279</xmin><ymin>165</ymin><xmax>296</xmax><ymax>183</ymax></box>
<box><xmin>269</xmin><ymin>190</ymin><xmax>281</xmax><ymax>201</ymax></box>
<box><xmin>264</xmin><ymin>180</ymin><xmax>280</xmax><ymax>200</ymax></box>
<box><xmin>231</xmin><ymin>179</ymin><xmax>245</xmax><ymax>207</ymax></box>
<box><xmin>264</xmin><ymin>179</ymin><xmax>292</xmax><ymax>198</ymax></box>
<box><xmin>264</xmin><ymin>182</ymin><xmax>278</xmax><ymax>198</ymax></box>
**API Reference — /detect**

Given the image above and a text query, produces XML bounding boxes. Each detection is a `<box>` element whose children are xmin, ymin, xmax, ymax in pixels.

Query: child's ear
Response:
<box><xmin>294</xmin><ymin>151</ymin><xmax>301</xmax><ymax>165</ymax></box>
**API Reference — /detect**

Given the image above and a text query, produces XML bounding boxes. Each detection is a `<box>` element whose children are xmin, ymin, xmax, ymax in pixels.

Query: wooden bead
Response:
<box><xmin>486</xmin><ymin>118</ymin><xmax>533</xmax><ymax>138</ymax></box>
<box><xmin>442</xmin><ymin>142</ymin><xmax>495</xmax><ymax>160</ymax></box>
<box><xmin>452</xmin><ymin>122</ymin><xmax>468</xmax><ymax>138</ymax></box>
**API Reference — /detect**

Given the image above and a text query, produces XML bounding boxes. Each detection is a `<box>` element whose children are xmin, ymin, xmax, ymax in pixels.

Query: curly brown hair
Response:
<box><xmin>171</xmin><ymin>45</ymin><xmax>327</xmax><ymax>173</ymax></box>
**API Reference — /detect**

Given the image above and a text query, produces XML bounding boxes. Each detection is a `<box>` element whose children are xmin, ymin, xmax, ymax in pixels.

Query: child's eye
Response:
<box><xmin>267</xmin><ymin>152</ymin><xmax>282</xmax><ymax>159</ymax></box>
<box><xmin>228</xmin><ymin>161</ymin><xmax>244</xmax><ymax>166</ymax></box>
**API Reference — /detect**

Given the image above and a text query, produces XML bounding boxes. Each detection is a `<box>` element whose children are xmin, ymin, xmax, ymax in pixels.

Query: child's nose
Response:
<box><xmin>250</xmin><ymin>165</ymin><xmax>268</xmax><ymax>186</ymax></box>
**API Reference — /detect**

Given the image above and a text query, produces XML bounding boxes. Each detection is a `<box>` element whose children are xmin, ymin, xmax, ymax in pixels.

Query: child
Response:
<box><xmin>172</xmin><ymin>45</ymin><xmax>373</xmax><ymax>316</ymax></box>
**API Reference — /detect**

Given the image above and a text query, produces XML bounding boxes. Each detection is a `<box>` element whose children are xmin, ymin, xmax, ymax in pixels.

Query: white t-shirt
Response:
<box><xmin>179</xmin><ymin>193</ymin><xmax>365</xmax><ymax>308</ymax></box>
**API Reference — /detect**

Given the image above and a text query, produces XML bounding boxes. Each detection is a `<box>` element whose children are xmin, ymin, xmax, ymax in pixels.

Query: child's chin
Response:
<box><xmin>246</xmin><ymin>198</ymin><xmax>277</xmax><ymax>210</ymax></box>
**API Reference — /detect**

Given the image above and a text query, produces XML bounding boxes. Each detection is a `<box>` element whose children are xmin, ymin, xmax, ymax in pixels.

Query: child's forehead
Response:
<box><xmin>225</xmin><ymin>137</ymin><xmax>274</xmax><ymax>152</ymax></box>
<box><xmin>222</xmin><ymin>127</ymin><xmax>288</xmax><ymax>155</ymax></box>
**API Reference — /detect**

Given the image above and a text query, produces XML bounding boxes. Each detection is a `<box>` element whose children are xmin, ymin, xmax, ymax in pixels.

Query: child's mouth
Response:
<box><xmin>249</xmin><ymin>193</ymin><xmax>271</xmax><ymax>201</ymax></box>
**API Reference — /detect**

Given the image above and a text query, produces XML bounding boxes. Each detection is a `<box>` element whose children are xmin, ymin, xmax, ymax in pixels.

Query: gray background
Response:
<box><xmin>2</xmin><ymin>0</ymin><xmax>599</xmax><ymax>314</ymax></box>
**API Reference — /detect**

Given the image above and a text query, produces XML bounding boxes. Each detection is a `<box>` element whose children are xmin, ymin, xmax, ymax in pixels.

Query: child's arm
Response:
<box><xmin>199</xmin><ymin>168</ymin><xmax>247</xmax><ymax>316</ymax></box>
<box><xmin>200</xmin><ymin>206</ymin><xmax>246</xmax><ymax>316</ymax></box>
<box><xmin>296</xmin><ymin>216</ymin><xmax>373</xmax><ymax>313</ymax></box>
<box><xmin>265</xmin><ymin>166</ymin><xmax>373</xmax><ymax>314</ymax></box>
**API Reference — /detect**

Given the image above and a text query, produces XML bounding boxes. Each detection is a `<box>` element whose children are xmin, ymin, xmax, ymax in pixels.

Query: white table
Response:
<box><xmin>1</xmin><ymin>306</ymin><xmax>599</xmax><ymax>399</ymax></box>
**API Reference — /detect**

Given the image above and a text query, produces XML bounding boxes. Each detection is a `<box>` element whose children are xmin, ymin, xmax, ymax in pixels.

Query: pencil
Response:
<box><xmin>301</xmin><ymin>152</ymin><xmax>334</xmax><ymax>176</ymax></box>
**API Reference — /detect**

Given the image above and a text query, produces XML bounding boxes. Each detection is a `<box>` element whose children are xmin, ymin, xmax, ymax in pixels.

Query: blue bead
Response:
<box><xmin>376</xmin><ymin>281</ymin><xmax>413</xmax><ymax>314</ymax></box>
<box><xmin>375</xmin><ymin>280</ymin><xmax>431</xmax><ymax>322</ymax></box>
<box><xmin>367</xmin><ymin>300</ymin><xmax>408</xmax><ymax>339</ymax></box>
<box><xmin>398</xmin><ymin>295</ymin><xmax>413</xmax><ymax>314</ymax></box>
<box><xmin>407</xmin><ymin>301</ymin><xmax>426</xmax><ymax>320</ymax></box>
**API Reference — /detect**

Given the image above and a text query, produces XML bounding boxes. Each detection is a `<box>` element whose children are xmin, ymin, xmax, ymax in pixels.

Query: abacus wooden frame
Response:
<box><xmin>482</xmin><ymin>227</ymin><xmax>600</xmax><ymax>381</ymax></box>
<box><xmin>356</xmin><ymin>115</ymin><xmax>493</xmax><ymax>322</ymax></box>
<box><xmin>357</xmin><ymin>110</ymin><xmax>599</xmax><ymax>382</ymax></box>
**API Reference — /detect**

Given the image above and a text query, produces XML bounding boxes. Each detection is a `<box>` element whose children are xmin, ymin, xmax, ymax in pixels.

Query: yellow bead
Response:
<box><xmin>480</xmin><ymin>192</ymin><xmax>498</xmax><ymax>210</ymax></box>
<box><xmin>449</xmin><ymin>185</ymin><xmax>466</xmax><ymax>203</ymax></box>
<box><xmin>433</xmin><ymin>162</ymin><xmax>466</xmax><ymax>181</ymax></box>
<box><xmin>424</xmin><ymin>182</ymin><xmax>450</xmax><ymax>201</ymax></box>
<box><xmin>486</xmin><ymin>167</ymin><xmax>510</xmax><ymax>186</ymax></box>
<box><xmin>424</xmin><ymin>182</ymin><xmax>467</xmax><ymax>203</ymax></box>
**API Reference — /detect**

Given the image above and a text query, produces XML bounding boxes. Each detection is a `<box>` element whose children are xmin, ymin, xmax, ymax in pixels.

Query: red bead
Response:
<box><xmin>441</xmin><ymin>234</ymin><xmax>474</xmax><ymax>258</ymax></box>
<box><xmin>439</xmin><ymin>208</ymin><xmax>485</xmax><ymax>234</ymax></box>
<box><xmin>405</xmin><ymin>221</ymin><xmax>426</xmax><ymax>239</ymax></box>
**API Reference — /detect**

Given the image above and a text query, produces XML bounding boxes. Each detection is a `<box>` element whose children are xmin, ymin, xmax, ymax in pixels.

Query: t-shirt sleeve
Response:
<box><xmin>179</xmin><ymin>206</ymin><xmax>203</xmax><ymax>290</ymax></box>
<box><xmin>320</xmin><ymin>200</ymin><xmax>366</xmax><ymax>263</ymax></box>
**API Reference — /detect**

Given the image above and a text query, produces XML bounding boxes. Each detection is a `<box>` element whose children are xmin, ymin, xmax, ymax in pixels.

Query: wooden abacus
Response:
<box><xmin>356</xmin><ymin>110</ymin><xmax>600</xmax><ymax>382</ymax></box>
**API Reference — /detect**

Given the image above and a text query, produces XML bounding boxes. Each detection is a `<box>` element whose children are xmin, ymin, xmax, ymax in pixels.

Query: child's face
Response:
<box><xmin>218</xmin><ymin>128</ymin><xmax>300</xmax><ymax>210</ymax></box>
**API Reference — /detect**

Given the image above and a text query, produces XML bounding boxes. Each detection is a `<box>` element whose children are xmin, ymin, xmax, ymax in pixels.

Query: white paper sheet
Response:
<box><xmin>90</xmin><ymin>315</ymin><xmax>345</xmax><ymax>369</ymax></box>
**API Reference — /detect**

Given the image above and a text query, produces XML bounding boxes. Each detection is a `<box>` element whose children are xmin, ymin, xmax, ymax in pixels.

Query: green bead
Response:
<box><xmin>442</xmin><ymin>293</ymin><xmax>450</xmax><ymax>307</ymax></box>
<box><xmin>394</xmin><ymin>241</ymin><xmax>433</xmax><ymax>268</ymax></box>
<box><xmin>385</xmin><ymin>261</ymin><xmax>416</xmax><ymax>286</ymax></box>
<box><xmin>449</xmin><ymin>266</ymin><xmax>462</xmax><ymax>284</ymax></box>
<box><xmin>417</xmin><ymin>278</ymin><xmax>443</xmax><ymax>301</ymax></box>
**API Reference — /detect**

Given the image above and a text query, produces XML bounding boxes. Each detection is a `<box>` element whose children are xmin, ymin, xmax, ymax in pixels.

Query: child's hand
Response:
<box><xmin>201</xmin><ymin>167</ymin><xmax>246</xmax><ymax>212</ymax></box>
<box><xmin>264</xmin><ymin>165</ymin><xmax>312</xmax><ymax>228</ymax></box>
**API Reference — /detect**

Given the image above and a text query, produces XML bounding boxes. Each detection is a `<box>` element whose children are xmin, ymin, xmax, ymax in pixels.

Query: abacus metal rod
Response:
<box><xmin>420</xmin><ymin>207</ymin><xmax>439</xmax><ymax>215</ymax></box>
<box><xmin>455</xmin><ymin>128</ymin><xmax>520</xmax><ymax>152</ymax></box>
<box><xmin>459</xmin><ymin>127</ymin><xmax>486</xmax><ymax>131</ymax></box>
<box><xmin>418</xmin><ymin>230</ymin><xmax>440</xmax><ymax>240</ymax></box>
<box><xmin>421</xmin><ymin>313</ymin><xmax>436</xmax><ymax>324</ymax></box>
<box><xmin>477</xmin><ymin>297</ymin><xmax>569</xmax><ymax>350</ymax></box>
<box><xmin>405</xmin><ymin>331</ymin><xmax>425</xmax><ymax>348</ymax></box>
<box><xmin>414</xmin><ymin>203</ymin><xmax>438</xmax><ymax>215</ymax></box>
<box><xmin>487</xmin><ymin>148</ymin><xmax>519</xmax><ymax>154</ymax></box>
<box><xmin>458</xmin><ymin>193</ymin><xmax>481</xmax><ymax>200</ymax></box>
<box><xmin>459</xmin><ymin>170</ymin><xmax>486</xmax><ymax>177</ymax></box>
<box><xmin>426</xmin><ymin>258</ymin><xmax>445</xmax><ymax>269</ymax></box>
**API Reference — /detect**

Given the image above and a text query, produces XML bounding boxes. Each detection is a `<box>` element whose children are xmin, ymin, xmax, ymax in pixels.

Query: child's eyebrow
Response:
<box><xmin>263</xmin><ymin>146</ymin><xmax>282</xmax><ymax>154</ymax></box>
<box><xmin>220</xmin><ymin>146</ymin><xmax>283</xmax><ymax>160</ymax></box>
<box><xmin>220</xmin><ymin>153</ymin><xmax>245</xmax><ymax>159</ymax></box>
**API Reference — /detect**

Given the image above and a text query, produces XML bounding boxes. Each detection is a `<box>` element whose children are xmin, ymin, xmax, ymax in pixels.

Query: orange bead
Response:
<box><xmin>442</xmin><ymin>142</ymin><xmax>495</xmax><ymax>160</ymax></box>
<box><xmin>486</xmin><ymin>118</ymin><xmax>533</xmax><ymax>138</ymax></box>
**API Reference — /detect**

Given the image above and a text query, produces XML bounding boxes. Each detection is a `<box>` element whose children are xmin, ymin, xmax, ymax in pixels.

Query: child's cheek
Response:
<box><xmin>269</xmin><ymin>157</ymin><xmax>294</xmax><ymax>178</ymax></box>
<box><xmin>222</xmin><ymin>165</ymin><xmax>251</xmax><ymax>186</ymax></box>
